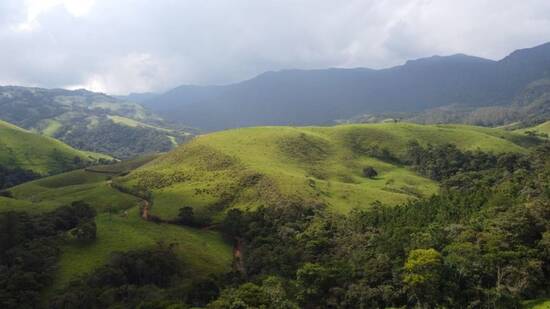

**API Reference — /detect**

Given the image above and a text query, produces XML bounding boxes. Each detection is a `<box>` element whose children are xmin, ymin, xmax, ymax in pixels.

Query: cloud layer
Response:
<box><xmin>1</xmin><ymin>0</ymin><xmax>550</xmax><ymax>94</ymax></box>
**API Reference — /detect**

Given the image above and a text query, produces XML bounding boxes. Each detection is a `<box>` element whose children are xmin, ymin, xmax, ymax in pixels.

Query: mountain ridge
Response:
<box><xmin>142</xmin><ymin>41</ymin><xmax>550</xmax><ymax>131</ymax></box>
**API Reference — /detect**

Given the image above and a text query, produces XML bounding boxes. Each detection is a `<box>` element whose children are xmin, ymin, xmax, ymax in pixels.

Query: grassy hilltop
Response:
<box><xmin>0</xmin><ymin>120</ymin><xmax>109</xmax><ymax>175</ymax></box>
<box><xmin>120</xmin><ymin>123</ymin><xmax>533</xmax><ymax>223</ymax></box>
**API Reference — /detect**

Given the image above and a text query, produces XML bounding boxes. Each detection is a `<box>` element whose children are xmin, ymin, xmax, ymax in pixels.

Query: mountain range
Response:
<box><xmin>139</xmin><ymin>42</ymin><xmax>550</xmax><ymax>131</ymax></box>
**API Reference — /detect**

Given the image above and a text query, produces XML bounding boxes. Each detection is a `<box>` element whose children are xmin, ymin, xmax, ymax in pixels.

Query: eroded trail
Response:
<box><xmin>109</xmin><ymin>180</ymin><xmax>246</xmax><ymax>274</ymax></box>
<box><xmin>233</xmin><ymin>237</ymin><xmax>246</xmax><ymax>275</ymax></box>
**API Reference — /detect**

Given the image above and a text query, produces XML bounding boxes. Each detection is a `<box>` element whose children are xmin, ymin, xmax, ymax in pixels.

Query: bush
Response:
<box><xmin>362</xmin><ymin>166</ymin><xmax>378</xmax><ymax>178</ymax></box>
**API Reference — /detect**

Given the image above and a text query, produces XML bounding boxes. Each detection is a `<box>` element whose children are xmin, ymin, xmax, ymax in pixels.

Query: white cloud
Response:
<box><xmin>14</xmin><ymin>0</ymin><xmax>95</xmax><ymax>31</ymax></box>
<box><xmin>0</xmin><ymin>0</ymin><xmax>549</xmax><ymax>94</ymax></box>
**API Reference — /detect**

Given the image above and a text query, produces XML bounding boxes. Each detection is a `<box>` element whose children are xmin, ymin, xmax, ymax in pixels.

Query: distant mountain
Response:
<box><xmin>143</xmin><ymin>42</ymin><xmax>550</xmax><ymax>131</ymax></box>
<box><xmin>116</xmin><ymin>92</ymin><xmax>159</xmax><ymax>104</ymax></box>
<box><xmin>0</xmin><ymin>86</ymin><xmax>189</xmax><ymax>158</ymax></box>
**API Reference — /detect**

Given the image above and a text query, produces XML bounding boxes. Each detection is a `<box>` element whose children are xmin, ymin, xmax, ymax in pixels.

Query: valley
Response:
<box><xmin>1</xmin><ymin>121</ymin><xmax>544</xmax><ymax>307</ymax></box>
<box><xmin>0</xmin><ymin>33</ymin><xmax>549</xmax><ymax>307</ymax></box>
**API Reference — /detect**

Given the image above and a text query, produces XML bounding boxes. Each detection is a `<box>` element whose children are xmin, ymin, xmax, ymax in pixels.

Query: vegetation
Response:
<box><xmin>0</xmin><ymin>165</ymin><xmax>40</xmax><ymax>190</ymax></box>
<box><xmin>0</xmin><ymin>202</ymin><xmax>97</xmax><ymax>308</ymax></box>
<box><xmin>6</xmin><ymin>169</ymin><xmax>140</xmax><ymax>213</ymax></box>
<box><xmin>1</xmin><ymin>121</ymin><xmax>548</xmax><ymax>308</ymax></box>
<box><xmin>120</xmin><ymin>123</ymin><xmax>532</xmax><ymax>223</ymax></box>
<box><xmin>0</xmin><ymin>86</ymin><xmax>189</xmax><ymax>158</ymax></box>
<box><xmin>0</xmin><ymin>120</ymin><xmax>110</xmax><ymax>176</ymax></box>
<box><xmin>207</xmin><ymin>142</ymin><xmax>550</xmax><ymax>308</ymax></box>
<box><xmin>63</xmin><ymin>119</ymin><xmax>182</xmax><ymax>159</ymax></box>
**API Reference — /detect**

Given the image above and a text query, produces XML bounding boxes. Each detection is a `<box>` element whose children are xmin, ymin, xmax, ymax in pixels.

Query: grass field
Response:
<box><xmin>515</xmin><ymin>120</ymin><xmax>550</xmax><ymax>137</ymax></box>
<box><xmin>40</xmin><ymin>119</ymin><xmax>63</xmax><ymax>136</ymax></box>
<box><xmin>108</xmin><ymin>115</ymin><xmax>173</xmax><ymax>132</ymax></box>
<box><xmin>524</xmin><ymin>299</ymin><xmax>550</xmax><ymax>309</ymax></box>
<box><xmin>0</xmin><ymin>120</ymin><xmax>110</xmax><ymax>175</ymax></box>
<box><xmin>50</xmin><ymin>206</ymin><xmax>232</xmax><ymax>292</ymax></box>
<box><xmin>4</xmin><ymin>158</ymin><xmax>161</xmax><ymax>213</ymax></box>
<box><xmin>120</xmin><ymin>123</ymin><xmax>532</xmax><ymax>222</ymax></box>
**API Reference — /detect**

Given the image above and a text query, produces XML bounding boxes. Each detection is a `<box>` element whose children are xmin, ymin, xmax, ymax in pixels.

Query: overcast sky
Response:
<box><xmin>1</xmin><ymin>0</ymin><xmax>550</xmax><ymax>94</ymax></box>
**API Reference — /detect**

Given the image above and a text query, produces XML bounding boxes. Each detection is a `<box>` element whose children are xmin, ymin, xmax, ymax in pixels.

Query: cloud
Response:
<box><xmin>0</xmin><ymin>0</ymin><xmax>549</xmax><ymax>94</ymax></box>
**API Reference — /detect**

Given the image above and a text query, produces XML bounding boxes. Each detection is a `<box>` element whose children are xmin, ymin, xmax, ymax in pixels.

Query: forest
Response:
<box><xmin>1</xmin><ymin>141</ymin><xmax>544</xmax><ymax>308</ymax></box>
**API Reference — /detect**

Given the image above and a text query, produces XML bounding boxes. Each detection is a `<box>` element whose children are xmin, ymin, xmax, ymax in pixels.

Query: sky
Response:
<box><xmin>1</xmin><ymin>0</ymin><xmax>550</xmax><ymax>95</ymax></box>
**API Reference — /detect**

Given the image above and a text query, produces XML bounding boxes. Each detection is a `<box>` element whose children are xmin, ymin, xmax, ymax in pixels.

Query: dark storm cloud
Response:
<box><xmin>1</xmin><ymin>0</ymin><xmax>550</xmax><ymax>94</ymax></box>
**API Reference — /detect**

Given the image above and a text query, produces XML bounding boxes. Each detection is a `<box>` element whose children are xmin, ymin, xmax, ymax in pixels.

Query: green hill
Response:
<box><xmin>0</xmin><ymin>122</ymin><xmax>543</xmax><ymax>307</ymax></box>
<box><xmin>120</xmin><ymin>123</ymin><xmax>532</xmax><ymax>222</ymax></box>
<box><xmin>4</xmin><ymin>155</ymin><xmax>158</xmax><ymax>213</ymax></box>
<box><xmin>0</xmin><ymin>86</ymin><xmax>189</xmax><ymax>159</ymax></box>
<box><xmin>1</xmin><ymin>156</ymin><xmax>233</xmax><ymax>295</ymax></box>
<box><xmin>515</xmin><ymin>120</ymin><xmax>550</xmax><ymax>137</ymax></box>
<box><xmin>0</xmin><ymin>120</ymin><xmax>109</xmax><ymax>175</ymax></box>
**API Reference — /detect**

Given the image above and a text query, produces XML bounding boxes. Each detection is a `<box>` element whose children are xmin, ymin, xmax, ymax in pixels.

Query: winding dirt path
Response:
<box><xmin>108</xmin><ymin>180</ymin><xmax>245</xmax><ymax>274</ymax></box>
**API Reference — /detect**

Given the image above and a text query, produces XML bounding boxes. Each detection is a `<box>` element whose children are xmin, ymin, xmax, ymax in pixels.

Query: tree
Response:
<box><xmin>222</xmin><ymin>208</ymin><xmax>244</xmax><ymax>236</ymax></box>
<box><xmin>362</xmin><ymin>166</ymin><xmax>378</xmax><ymax>179</ymax></box>
<box><xmin>403</xmin><ymin>248</ymin><xmax>443</xmax><ymax>307</ymax></box>
<box><xmin>71</xmin><ymin>220</ymin><xmax>97</xmax><ymax>242</ymax></box>
<box><xmin>177</xmin><ymin>206</ymin><xmax>195</xmax><ymax>226</ymax></box>
<box><xmin>296</xmin><ymin>263</ymin><xmax>333</xmax><ymax>306</ymax></box>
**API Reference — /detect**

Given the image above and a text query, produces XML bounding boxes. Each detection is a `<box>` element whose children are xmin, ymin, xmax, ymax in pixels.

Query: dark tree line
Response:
<box><xmin>404</xmin><ymin>141</ymin><xmax>531</xmax><ymax>181</ymax></box>
<box><xmin>0</xmin><ymin>202</ymin><xmax>96</xmax><ymax>309</ymax></box>
<box><xmin>0</xmin><ymin>165</ymin><xmax>40</xmax><ymax>190</ymax></box>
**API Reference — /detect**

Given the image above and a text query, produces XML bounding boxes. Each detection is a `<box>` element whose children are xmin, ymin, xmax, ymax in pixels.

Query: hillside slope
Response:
<box><xmin>1</xmin><ymin>155</ymin><xmax>233</xmax><ymax>294</ymax></box>
<box><xmin>0</xmin><ymin>120</ymin><xmax>109</xmax><ymax>175</ymax></box>
<box><xmin>144</xmin><ymin>42</ymin><xmax>550</xmax><ymax>131</ymax></box>
<box><xmin>120</xmin><ymin>123</ymin><xmax>532</xmax><ymax>222</ymax></box>
<box><xmin>0</xmin><ymin>86</ymin><xmax>188</xmax><ymax>158</ymax></box>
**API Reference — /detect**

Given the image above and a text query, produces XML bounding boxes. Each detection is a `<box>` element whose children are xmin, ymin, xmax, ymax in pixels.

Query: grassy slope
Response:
<box><xmin>515</xmin><ymin>120</ymin><xmax>550</xmax><ymax>136</ymax></box>
<box><xmin>7</xmin><ymin>169</ymin><xmax>139</xmax><ymax>213</ymax></box>
<box><xmin>51</xmin><ymin>207</ymin><xmax>232</xmax><ymax>292</ymax></box>
<box><xmin>0</xmin><ymin>120</ymin><xmax>110</xmax><ymax>174</ymax></box>
<box><xmin>524</xmin><ymin>299</ymin><xmax>550</xmax><ymax>309</ymax></box>
<box><xmin>121</xmin><ymin>123</ymin><xmax>531</xmax><ymax>222</ymax></box>
<box><xmin>5</xmin><ymin>156</ymin><xmax>161</xmax><ymax>213</ymax></box>
<box><xmin>2</xmin><ymin>156</ymin><xmax>233</xmax><ymax>294</ymax></box>
<box><xmin>108</xmin><ymin>115</ymin><xmax>173</xmax><ymax>132</ymax></box>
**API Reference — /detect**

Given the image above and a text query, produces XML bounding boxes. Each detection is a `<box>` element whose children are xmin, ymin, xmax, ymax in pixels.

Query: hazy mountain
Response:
<box><xmin>142</xmin><ymin>42</ymin><xmax>550</xmax><ymax>131</ymax></box>
<box><xmin>116</xmin><ymin>92</ymin><xmax>159</xmax><ymax>104</ymax></box>
<box><xmin>0</xmin><ymin>86</ymin><xmax>188</xmax><ymax>158</ymax></box>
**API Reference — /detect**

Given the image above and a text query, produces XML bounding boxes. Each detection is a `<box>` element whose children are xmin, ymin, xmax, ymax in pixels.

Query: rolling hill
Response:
<box><xmin>515</xmin><ymin>120</ymin><xmax>550</xmax><ymax>137</ymax></box>
<box><xmin>0</xmin><ymin>86</ymin><xmax>189</xmax><ymax>158</ymax></box>
<box><xmin>118</xmin><ymin>123</ymin><xmax>534</xmax><ymax>223</ymax></box>
<box><xmin>0</xmin><ymin>120</ymin><xmax>109</xmax><ymax>176</ymax></box>
<box><xmin>0</xmin><ymin>122</ymin><xmax>543</xmax><ymax>307</ymax></box>
<box><xmin>1</xmin><ymin>155</ymin><xmax>233</xmax><ymax>295</ymax></box>
<box><xmin>143</xmin><ymin>42</ymin><xmax>550</xmax><ymax>131</ymax></box>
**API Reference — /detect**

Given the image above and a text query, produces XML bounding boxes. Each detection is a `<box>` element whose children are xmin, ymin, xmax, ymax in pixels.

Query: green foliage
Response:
<box><xmin>0</xmin><ymin>165</ymin><xmax>40</xmax><ymax>189</ymax></box>
<box><xmin>0</xmin><ymin>86</ymin><xmax>187</xmax><ymax>159</ymax></box>
<box><xmin>63</xmin><ymin>119</ymin><xmax>176</xmax><ymax>159</ymax></box>
<box><xmin>362</xmin><ymin>166</ymin><xmax>378</xmax><ymax>178</ymax></box>
<box><xmin>70</xmin><ymin>219</ymin><xmax>97</xmax><ymax>242</ymax></box>
<box><xmin>50</xmin><ymin>244</ymin><xmax>185</xmax><ymax>308</ymax></box>
<box><xmin>403</xmin><ymin>248</ymin><xmax>443</xmax><ymax>306</ymax></box>
<box><xmin>0</xmin><ymin>201</ymin><xmax>96</xmax><ymax>308</ymax></box>
<box><xmin>206</xmin><ymin>143</ymin><xmax>550</xmax><ymax>308</ymax></box>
